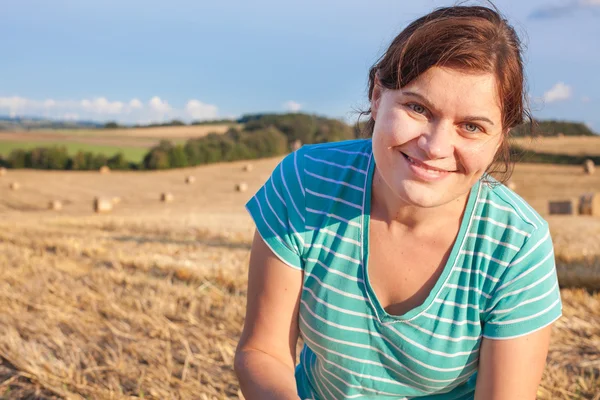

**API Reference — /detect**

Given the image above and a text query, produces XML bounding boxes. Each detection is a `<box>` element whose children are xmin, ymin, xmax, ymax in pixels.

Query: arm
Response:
<box><xmin>474</xmin><ymin>325</ymin><xmax>553</xmax><ymax>400</ymax></box>
<box><xmin>234</xmin><ymin>230</ymin><xmax>303</xmax><ymax>400</ymax></box>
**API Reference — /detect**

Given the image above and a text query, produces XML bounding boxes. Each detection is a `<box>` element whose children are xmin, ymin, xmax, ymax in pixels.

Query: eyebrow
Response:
<box><xmin>401</xmin><ymin>90</ymin><xmax>495</xmax><ymax>126</ymax></box>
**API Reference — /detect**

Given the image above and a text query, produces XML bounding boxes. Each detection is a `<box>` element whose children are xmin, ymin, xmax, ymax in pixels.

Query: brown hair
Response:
<box><xmin>358</xmin><ymin>5</ymin><xmax>530</xmax><ymax>184</ymax></box>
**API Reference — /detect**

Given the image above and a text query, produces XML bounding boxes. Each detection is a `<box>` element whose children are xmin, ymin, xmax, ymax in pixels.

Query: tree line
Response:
<box><xmin>0</xmin><ymin>114</ymin><xmax>596</xmax><ymax>170</ymax></box>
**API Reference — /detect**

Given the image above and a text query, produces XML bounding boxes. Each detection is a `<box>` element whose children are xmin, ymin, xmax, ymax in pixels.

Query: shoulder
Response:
<box><xmin>476</xmin><ymin>176</ymin><xmax>549</xmax><ymax>243</ymax></box>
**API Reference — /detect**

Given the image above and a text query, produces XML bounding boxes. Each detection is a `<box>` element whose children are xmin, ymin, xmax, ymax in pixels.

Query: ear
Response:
<box><xmin>371</xmin><ymin>75</ymin><xmax>383</xmax><ymax>121</ymax></box>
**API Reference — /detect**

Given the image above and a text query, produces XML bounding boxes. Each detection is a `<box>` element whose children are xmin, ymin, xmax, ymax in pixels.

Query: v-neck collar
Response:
<box><xmin>360</xmin><ymin>141</ymin><xmax>481</xmax><ymax>325</ymax></box>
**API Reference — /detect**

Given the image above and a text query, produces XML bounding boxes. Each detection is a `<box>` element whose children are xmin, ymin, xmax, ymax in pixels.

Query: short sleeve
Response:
<box><xmin>482</xmin><ymin>222</ymin><xmax>562</xmax><ymax>339</ymax></box>
<box><xmin>245</xmin><ymin>150</ymin><xmax>306</xmax><ymax>271</ymax></box>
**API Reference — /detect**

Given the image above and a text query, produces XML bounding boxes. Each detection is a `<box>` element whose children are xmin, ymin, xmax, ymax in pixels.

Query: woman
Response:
<box><xmin>235</xmin><ymin>5</ymin><xmax>562</xmax><ymax>400</ymax></box>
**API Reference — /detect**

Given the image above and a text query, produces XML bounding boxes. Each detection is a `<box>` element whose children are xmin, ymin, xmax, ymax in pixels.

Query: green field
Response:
<box><xmin>0</xmin><ymin>141</ymin><xmax>148</xmax><ymax>163</ymax></box>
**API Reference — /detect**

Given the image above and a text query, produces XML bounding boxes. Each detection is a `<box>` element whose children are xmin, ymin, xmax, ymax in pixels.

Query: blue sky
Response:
<box><xmin>1</xmin><ymin>0</ymin><xmax>599</xmax><ymax>131</ymax></box>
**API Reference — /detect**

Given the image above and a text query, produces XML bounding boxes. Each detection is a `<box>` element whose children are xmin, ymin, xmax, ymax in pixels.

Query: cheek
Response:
<box><xmin>373</xmin><ymin>110</ymin><xmax>421</xmax><ymax>145</ymax></box>
<box><xmin>459</xmin><ymin>140</ymin><xmax>500</xmax><ymax>172</ymax></box>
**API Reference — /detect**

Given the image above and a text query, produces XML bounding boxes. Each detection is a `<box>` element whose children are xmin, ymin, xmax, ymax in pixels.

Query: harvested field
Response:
<box><xmin>0</xmin><ymin>124</ymin><xmax>237</xmax><ymax>162</ymax></box>
<box><xmin>513</xmin><ymin>135</ymin><xmax>600</xmax><ymax>156</ymax></box>
<box><xmin>0</xmin><ymin>158</ymin><xmax>599</xmax><ymax>399</ymax></box>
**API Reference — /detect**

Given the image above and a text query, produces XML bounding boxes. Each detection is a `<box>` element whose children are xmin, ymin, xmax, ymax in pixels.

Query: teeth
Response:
<box><xmin>406</xmin><ymin>155</ymin><xmax>442</xmax><ymax>174</ymax></box>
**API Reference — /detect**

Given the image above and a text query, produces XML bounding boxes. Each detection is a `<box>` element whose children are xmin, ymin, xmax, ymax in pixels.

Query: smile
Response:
<box><xmin>400</xmin><ymin>152</ymin><xmax>455</xmax><ymax>180</ymax></box>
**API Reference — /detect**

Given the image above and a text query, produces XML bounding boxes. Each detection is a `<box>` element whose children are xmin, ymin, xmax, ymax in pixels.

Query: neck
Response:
<box><xmin>371</xmin><ymin>167</ymin><xmax>471</xmax><ymax>234</ymax></box>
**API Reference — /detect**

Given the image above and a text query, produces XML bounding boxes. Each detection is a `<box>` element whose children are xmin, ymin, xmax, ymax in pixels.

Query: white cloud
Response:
<box><xmin>543</xmin><ymin>82</ymin><xmax>572</xmax><ymax>103</ymax></box>
<box><xmin>283</xmin><ymin>100</ymin><xmax>302</xmax><ymax>112</ymax></box>
<box><xmin>0</xmin><ymin>95</ymin><xmax>220</xmax><ymax>124</ymax></box>
<box><xmin>129</xmin><ymin>98</ymin><xmax>143</xmax><ymax>109</ymax></box>
<box><xmin>149</xmin><ymin>96</ymin><xmax>171</xmax><ymax>114</ymax></box>
<box><xmin>63</xmin><ymin>113</ymin><xmax>79</xmax><ymax>120</ymax></box>
<box><xmin>185</xmin><ymin>99</ymin><xmax>218</xmax><ymax>120</ymax></box>
<box><xmin>0</xmin><ymin>96</ymin><xmax>29</xmax><ymax>112</ymax></box>
<box><xmin>530</xmin><ymin>0</ymin><xmax>600</xmax><ymax>18</ymax></box>
<box><xmin>80</xmin><ymin>97</ymin><xmax>125</xmax><ymax>114</ymax></box>
<box><xmin>582</xmin><ymin>96</ymin><xmax>591</xmax><ymax>103</ymax></box>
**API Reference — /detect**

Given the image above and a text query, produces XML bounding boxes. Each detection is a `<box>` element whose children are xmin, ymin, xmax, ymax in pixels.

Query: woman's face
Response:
<box><xmin>371</xmin><ymin>66</ymin><xmax>505</xmax><ymax>209</ymax></box>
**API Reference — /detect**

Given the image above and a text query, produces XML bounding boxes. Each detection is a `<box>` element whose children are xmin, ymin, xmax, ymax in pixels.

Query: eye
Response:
<box><xmin>463</xmin><ymin>123</ymin><xmax>483</xmax><ymax>134</ymax></box>
<box><xmin>407</xmin><ymin>103</ymin><xmax>426</xmax><ymax>115</ymax></box>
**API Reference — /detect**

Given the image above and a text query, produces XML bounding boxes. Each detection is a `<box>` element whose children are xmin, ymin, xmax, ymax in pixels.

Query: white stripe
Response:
<box><xmin>477</xmin><ymin>199</ymin><xmax>520</xmax><ymax>217</ymax></box>
<box><xmin>491</xmin><ymin>281</ymin><xmax>558</xmax><ymax>315</ymax></box>
<box><xmin>466</xmin><ymin>233</ymin><xmax>521</xmax><ymax>251</ymax></box>
<box><xmin>304</xmin><ymin>271</ymin><xmax>368</xmax><ymax>301</ymax></box>
<box><xmin>329</xmin><ymin>148</ymin><xmax>371</xmax><ymax>157</ymax></box>
<box><xmin>433</xmin><ymin>298</ymin><xmax>482</xmax><ymax>311</ymax></box>
<box><xmin>508</xmin><ymin>230</ymin><xmax>551</xmax><ymax>267</ymax></box>
<box><xmin>304</xmin><ymin>349</ymin><xmax>328</xmax><ymax>400</ymax></box>
<box><xmin>300</xmin><ymin>315</ymin><xmax>434</xmax><ymax>390</ymax></box>
<box><xmin>446</xmin><ymin>284</ymin><xmax>492</xmax><ymax>299</ymax></box>
<box><xmin>497</xmin><ymin>186</ymin><xmax>543</xmax><ymax>227</ymax></box>
<box><xmin>301</xmin><ymin>300</ymin><xmax>472</xmax><ymax>384</ymax></box>
<box><xmin>306</xmin><ymin>188</ymin><xmax>363</xmax><ymax>210</ymax></box>
<box><xmin>265</xmin><ymin>184</ymin><xmax>305</xmax><ymax>246</ymax></box>
<box><xmin>307</xmin><ymin>207</ymin><xmax>361</xmax><ymax>228</ymax></box>
<box><xmin>313</xmin><ymin>356</ymin><xmax>337</xmax><ymax>400</ymax></box>
<box><xmin>305</xmin><ymin>155</ymin><xmax>368</xmax><ymax>175</ymax></box>
<box><xmin>482</xmin><ymin>314</ymin><xmax>562</xmax><ymax>340</ymax></box>
<box><xmin>263</xmin><ymin>189</ymin><xmax>286</xmax><ymax>229</ymax></box>
<box><xmin>486</xmin><ymin>297</ymin><xmax>561</xmax><ymax>325</ymax></box>
<box><xmin>303</xmin><ymin>287</ymin><xmax>375</xmax><ymax>319</ymax></box>
<box><xmin>496</xmin><ymin>249</ymin><xmax>554</xmax><ymax>292</ymax></box>
<box><xmin>460</xmin><ymin>250</ymin><xmax>510</xmax><ymax>267</ymax></box>
<box><xmin>454</xmin><ymin>267</ymin><xmax>500</xmax><ymax>283</ymax></box>
<box><xmin>317</xmin><ymin>354</ymin><xmax>405</xmax><ymax>398</ymax></box>
<box><xmin>305</xmin><ymin>169</ymin><xmax>364</xmax><ymax>192</ymax></box>
<box><xmin>422</xmin><ymin>312</ymin><xmax>480</xmax><ymax>327</ymax></box>
<box><xmin>403</xmin><ymin>319</ymin><xmax>482</xmax><ymax>342</ymax></box>
<box><xmin>294</xmin><ymin>150</ymin><xmax>305</xmax><ymax>196</ymax></box>
<box><xmin>307</xmin><ymin>225</ymin><xmax>361</xmax><ymax>246</ymax></box>
<box><xmin>306</xmin><ymin>243</ymin><xmax>362</xmax><ymax>265</ymax></box>
<box><xmin>304</xmin><ymin>257</ymin><xmax>363</xmax><ymax>283</ymax></box>
<box><xmin>486</xmin><ymin>268</ymin><xmax>555</xmax><ymax>310</ymax></box>
<box><xmin>384</xmin><ymin>324</ymin><xmax>480</xmax><ymax>358</ymax></box>
<box><xmin>252</xmin><ymin>198</ymin><xmax>287</xmax><ymax>253</ymax></box>
<box><xmin>280</xmin><ymin>163</ymin><xmax>306</xmax><ymax>223</ymax></box>
<box><xmin>316</xmin><ymin>361</ymin><xmax>352</xmax><ymax>399</ymax></box>
<box><xmin>473</xmin><ymin>216</ymin><xmax>531</xmax><ymax>237</ymax></box>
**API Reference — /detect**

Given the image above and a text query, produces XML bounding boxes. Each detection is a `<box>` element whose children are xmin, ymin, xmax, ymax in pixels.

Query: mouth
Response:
<box><xmin>400</xmin><ymin>152</ymin><xmax>457</xmax><ymax>174</ymax></box>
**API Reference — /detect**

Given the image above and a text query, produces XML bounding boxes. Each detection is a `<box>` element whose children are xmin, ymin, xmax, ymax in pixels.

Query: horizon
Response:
<box><xmin>2</xmin><ymin>0</ymin><xmax>599</xmax><ymax>130</ymax></box>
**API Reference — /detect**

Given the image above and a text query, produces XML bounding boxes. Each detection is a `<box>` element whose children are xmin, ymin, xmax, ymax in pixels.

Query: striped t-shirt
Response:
<box><xmin>245</xmin><ymin>138</ymin><xmax>562</xmax><ymax>400</ymax></box>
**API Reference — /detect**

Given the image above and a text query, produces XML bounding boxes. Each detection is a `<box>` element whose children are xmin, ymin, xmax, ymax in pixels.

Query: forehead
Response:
<box><xmin>398</xmin><ymin>66</ymin><xmax>502</xmax><ymax>120</ymax></box>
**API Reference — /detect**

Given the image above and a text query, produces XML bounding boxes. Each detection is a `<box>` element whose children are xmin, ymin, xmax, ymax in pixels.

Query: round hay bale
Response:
<box><xmin>242</xmin><ymin>164</ymin><xmax>253</xmax><ymax>172</ymax></box>
<box><xmin>507</xmin><ymin>181</ymin><xmax>517</xmax><ymax>191</ymax></box>
<box><xmin>0</xmin><ymin>167</ymin><xmax>6</xmax><ymax>176</ymax></box>
<box><xmin>579</xmin><ymin>193</ymin><xmax>600</xmax><ymax>216</ymax></box>
<box><xmin>94</xmin><ymin>197</ymin><xmax>113</xmax><ymax>213</ymax></box>
<box><xmin>584</xmin><ymin>159</ymin><xmax>595</xmax><ymax>175</ymax></box>
<box><xmin>185</xmin><ymin>175</ymin><xmax>196</xmax><ymax>184</ymax></box>
<box><xmin>112</xmin><ymin>196</ymin><xmax>121</xmax><ymax>205</ymax></box>
<box><xmin>48</xmin><ymin>200</ymin><xmax>63</xmax><ymax>211</ymax></box>
<box><xmin>9</xmin><ymin>182</ymin><xmax>20</xmax><ymax>191</ymax></box>
<box><xmin>235</xmin><ymin>182</ymin><xmax>248</xmax><ymax>192</ymax></box>
<box><xmin>99</xmin><ymin>165</ymin><xmax>110</xmax><ymax>174</ymax></box>
<box><xmin>160</xmin><ymin>192</ymin><xmax>174</xmax><ymax>203</ymax></box>
<box><xmin>291</xmin><ymin>139</ymin><xmax>303</xmax><ymax>152</ymax></box>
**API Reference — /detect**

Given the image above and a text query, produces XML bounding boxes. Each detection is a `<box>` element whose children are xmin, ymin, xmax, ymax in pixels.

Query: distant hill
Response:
<box><xmin>510</xmin><ymin>120</ymin><xmax>596</xmax><ymax>137</ymax></box>
<box><xmin>0</xmin><ymin>116</ymin><xmax>103</xmax><ymax>131</ymax></box>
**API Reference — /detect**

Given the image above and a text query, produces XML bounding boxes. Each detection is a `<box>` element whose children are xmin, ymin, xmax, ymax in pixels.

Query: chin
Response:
<box><xmin>394</xmin><ymin>179</ymin><xmax>467</xmax><ymax>209</ymax></box>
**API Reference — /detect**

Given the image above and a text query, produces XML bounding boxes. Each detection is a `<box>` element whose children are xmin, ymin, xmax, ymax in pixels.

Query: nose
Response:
<box><xmin>417</xmin><ymin>121</ymin><xmax>455</xmax><ymax>159</ymax></box>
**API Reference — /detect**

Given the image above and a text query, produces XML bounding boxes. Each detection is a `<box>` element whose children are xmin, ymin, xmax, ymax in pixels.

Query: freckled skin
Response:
<box><xmin>371</xmin><ymin>66</ymin><xmax>505</xmax><ymax>210</ymax></box>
